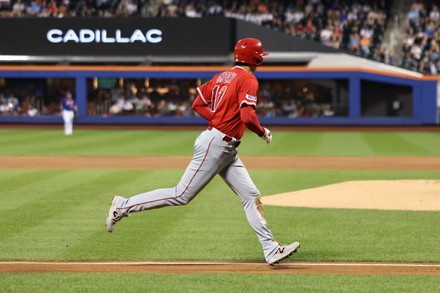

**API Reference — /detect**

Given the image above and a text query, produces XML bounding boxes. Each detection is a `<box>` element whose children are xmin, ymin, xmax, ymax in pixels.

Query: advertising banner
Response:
<box><xmin>0</xmin><ymin>18</ymin><xmax>233</xmax><ymax>56</ymax></box>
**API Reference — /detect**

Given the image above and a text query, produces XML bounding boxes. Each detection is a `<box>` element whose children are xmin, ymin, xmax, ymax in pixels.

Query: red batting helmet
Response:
<box><xmin>234</xmin><ymin>38</ymin><xmax>269</xmax><ymax>66</ymax></box>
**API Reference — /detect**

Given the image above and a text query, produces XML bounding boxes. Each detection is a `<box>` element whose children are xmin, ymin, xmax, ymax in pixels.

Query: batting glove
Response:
<box><xmin>260</xmin><ymin>127</ymin><xmax>272</xmax><ymax>144</ymax></box>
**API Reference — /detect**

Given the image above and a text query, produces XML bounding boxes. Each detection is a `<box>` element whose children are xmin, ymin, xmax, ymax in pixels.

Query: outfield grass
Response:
<box><xmin>1</xmin><ymin>128</ymin><xmax>440</xmax><ymax>156</ymax></box>
<box><xmin>1</xmin><ymin>128</ymin><xmax>439</xmax><ymax>292</ymax></box>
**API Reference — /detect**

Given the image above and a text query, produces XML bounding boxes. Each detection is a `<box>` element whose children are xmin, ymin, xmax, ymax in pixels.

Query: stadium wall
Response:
<box><xmin>0</xmin><ymin>65</ymin><xmax>438</xmax><ymax>126</ymax></box>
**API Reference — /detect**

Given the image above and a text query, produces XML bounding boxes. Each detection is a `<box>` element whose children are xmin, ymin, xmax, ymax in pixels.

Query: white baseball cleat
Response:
<box><xmin>266</xmin><ymin>241</ymin><xmax>300</xmax><ymax>266</ymax></box>
<box><xmin>105</xmin><ymin>196</ymin><xmax>127</xmax><ymax>233</ymax></box>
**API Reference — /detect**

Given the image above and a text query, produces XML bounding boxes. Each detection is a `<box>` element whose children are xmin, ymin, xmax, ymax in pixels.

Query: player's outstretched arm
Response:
<box><xmin>240</xmin><ymin>105</ymin><xmax>272</xmax><ymax>144</ymax></box>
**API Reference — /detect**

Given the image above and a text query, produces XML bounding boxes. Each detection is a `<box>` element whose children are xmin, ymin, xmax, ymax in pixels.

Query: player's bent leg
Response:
<box><xmin>219</xmin><ymin>157</ymin><xmax>279</xmax><ymax>260</ymax></box>
<box><xmin>122</xmin><ymin>187</ymin><xmax>189</xmax><ymax>213</ymax></box>
<box><xmin>122</xmin><ymin>162</ymin><xmax>219</xmax><ymax>213</ymax></box>
<box><xmin>220</xmin><ymin>156</ymin><xmax>301</xmax><ymax>264</ymax></box>
<box><xmin>113</xmin><ymin>131</ymin><xmax>229</xmax><ymax>215</ymax></box>
<box><xmin>105</xmin><ymin>185</ymin><xmax>198</xmax><ymax>232</ymax></box>
<box><xmin>240</xmin><ymin>193</ymin><xmax>301</xmax><ymax>265</ymax></box>
<box><xmin>241</xmin><ymin>194</ymin><xmax>279</xmax><ymax>259</ymax></box>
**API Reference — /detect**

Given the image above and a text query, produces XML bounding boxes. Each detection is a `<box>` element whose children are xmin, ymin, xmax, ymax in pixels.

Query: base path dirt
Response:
<box><xmin>1</xmin><ymin>261</ymin><xmax>440</xmax><ymax>275</ymax></box>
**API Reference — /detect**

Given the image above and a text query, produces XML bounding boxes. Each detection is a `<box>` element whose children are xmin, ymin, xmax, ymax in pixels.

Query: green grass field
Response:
<box><xmin>1</xmin><ymin>128</ymin><xmax>440</xmax><ymax>156</ymax></box>
<box><xmin>1</xmin><ymin>128</ymin><xmax>440</xmax><ymax>292</ymax></box>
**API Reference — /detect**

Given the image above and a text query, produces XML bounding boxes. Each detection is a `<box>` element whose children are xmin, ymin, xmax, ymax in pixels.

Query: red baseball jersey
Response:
<box><xmin>196</xmin><ymin>66</ymin><xmax>259</xmax><ymax>139</ymax></box>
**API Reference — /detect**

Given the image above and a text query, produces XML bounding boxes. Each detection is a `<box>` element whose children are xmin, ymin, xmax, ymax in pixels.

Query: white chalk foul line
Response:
<box><xmin>1</xmin><ymin>261</ymin><xmax>440</xmax><ymax>268</ymax></box>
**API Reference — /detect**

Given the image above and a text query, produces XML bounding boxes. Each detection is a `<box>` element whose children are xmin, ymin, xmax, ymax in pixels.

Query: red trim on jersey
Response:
<box><xmin>239</xmin><ymin>100</ymin><xmax>257</xmax><ymax>109</ymax></box>
<box><xmin>240</xmin><ymin>105</ymin><xmax>265</xmax><ymax>136</ymax></box>
<box><xmin>196</xmin><ymin>87</ymin><xmax>208</xmax><ymax>105</ymax></box>
<box><xmin>119</xmin><ymin>137</ymin><xmax>216</xmax><ymax>211</ymax></box>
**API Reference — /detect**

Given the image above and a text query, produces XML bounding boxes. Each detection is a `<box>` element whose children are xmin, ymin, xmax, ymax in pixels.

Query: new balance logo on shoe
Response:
<box><xmin>267</xmin><ymin>241</ymin><xmax>300</xmax><ymax>266</ymax></box>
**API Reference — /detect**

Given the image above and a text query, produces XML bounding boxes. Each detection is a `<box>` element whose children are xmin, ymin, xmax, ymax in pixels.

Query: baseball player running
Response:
<box><xmin>106</xmin><ymin>38</ymin><xmax>300</xmax><ymax>265</ymax></box>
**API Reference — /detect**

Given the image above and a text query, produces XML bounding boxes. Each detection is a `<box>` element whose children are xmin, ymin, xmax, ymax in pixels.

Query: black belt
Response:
<box><xmin>207</xmin><ymin>126</ymin><xmax>241</xmax><ymax>148</ymax></box>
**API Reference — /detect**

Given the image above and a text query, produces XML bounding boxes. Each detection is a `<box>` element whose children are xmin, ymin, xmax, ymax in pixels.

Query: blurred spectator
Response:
<box><xmin>138</xmin><ymin>90</ymin><xmax>154</xmax><ymax>116</ymax></box>
<box><xmin>109</xmin><ymin>94</ymin><xmax>131</xmax><ymax>115</ymax></box>
<box><xmin>401</xmin><ymin>1</ymin><xmax>440</xmax><ymax>74</ymax></box>
<box><xmin>116</xmin><ymin>0</ymin><xmax>138</xmax><ymax>17</ymax></box>
<box><xmin>0</xmin><ymin>92</ymin><xmax>7</xmax><ymax>114</ymax></box>
<box><xmin>12</xmin><ymin>0</ymin><xmax>25</xmax><ymax>15</ymax></box>
<box><xmin>3</xmin><ymin>92</ymin><xmax>20</xmax><ymax>115</ymax></box>
<box><xmin>184</xmin><ymin>2</ymin><xmax>202</xmax><ymax>18</ymax></box>
<box><xmin>1</xmin><ymin>0</ymin><xmax>439</xmax><ymax>74</ymax></box>
<box><xmin>0</xmin><ymin>77</ymin><xmax>343</xmax><ymax>119</ymax></box>
<box><xmin>348</xmin><ymin>30</ymin><xmax>362</xmax><ymax>55</ymax></box>
<box><xmin>407</xmin><ymin>2</ymin><xmax>422</xmax><ymax>26</ymax></box>
<box><xmin>320</xmin><ymin>24</ymin><xmax>333</xmax><ymax>46</ymax></box>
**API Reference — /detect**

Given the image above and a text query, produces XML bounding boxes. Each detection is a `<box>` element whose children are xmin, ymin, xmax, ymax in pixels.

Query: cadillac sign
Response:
<box><xmin>46</xmin><ymin>28</ymin><xmax>163</xmax><ymax>44</ymax></box>
<box><xmin>0</xmin><ymin>18</ymin><xmax>231</xmax><ymax>56</ymax></box>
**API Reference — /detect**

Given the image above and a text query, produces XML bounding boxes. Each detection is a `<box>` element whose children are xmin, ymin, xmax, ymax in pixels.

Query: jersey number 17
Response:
<box><xmin>210</xmin><ymin>85</ymin><xmax>227</xmax><ymax>112</ymax></box>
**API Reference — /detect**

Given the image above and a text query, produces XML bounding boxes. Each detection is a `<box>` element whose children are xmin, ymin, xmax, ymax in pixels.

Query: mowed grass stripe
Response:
<box><xmin>268</xmin><ymin>207</ymin><xmax>440</xmax><ymax>262</ymax></box>
<box><xmin>0</xmin><ymin>169</ymin><xmax>440</xmax><ymax>261</ymax></box>
<box><xmin>240</xmin><ymin>131</ymin><xmax>324</xmax><ymax>156</ymax></box>
<box><xmin>0</xmin><ymin>129</ymin><xmax>62</xmax><ymax>147</ymax></box>
<box><xmin>0</xmin><ymin>171</ymin><xmax>113</xmax><ymax>238</ymax></box>
<box><xmin>0</xmin><ymin>170</ymin><xmax>187</xmax><ymax>260</ymax></box>
<box><xmin>397</xmin><ymin>132</ymin><xmax>440</xmax><ymax>155</ymax></box>
<box><xmin>0</xmin><ymin>129</ymin><xmax>198</xmax><ymax>156</ymax></box>
<box><xmin>1</xmin><ymin>130</ymin><xmax>148</xmax><ymax>156</ymax></box>
<box><xmin>44</xmin><ymin>170</ymin><xmax>158</xmax><ymax>260</ymax></box>
<box><xmin>315</xmin><ymin>132</ymin><xmax>375</xmax><ymax>156</ymax></box>
<box><xmin>0</xmin><ymin>170</ymin><xmax>68</xmax><ymax>211</ymax></box>
<box><xmin>1</xmin><ymin>129</ymin><xmax>440</xmax><ymax>157</ymax></box>
<box><xmin>240</xmin><ymin>130</ymin><xmax>440</xmax><ymax>156</ymax></box>
<box><xmin>360</xmin><ymin>132</ymin><xmax>432</xmax><ymax>156</ymax></box>
<box><xmin>0</xmin><ymin>170</ymin><xmax>145</xmax><ymax>259</ymax></box>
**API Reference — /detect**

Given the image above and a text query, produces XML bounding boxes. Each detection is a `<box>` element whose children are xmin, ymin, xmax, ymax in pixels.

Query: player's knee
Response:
<box><xmin>175</xmin><ymin>194</ymin><xmax>195</xmax><ymax>205</ymax></box>
<box><xmin>174</xmin><ymin>188</ymin><xmax>197</xmax><ymax>205</ymax></box>
<box><xmin>238</xmin><ymin>188</ymin><xmax>261</xmax><ymax>201</ymax></box>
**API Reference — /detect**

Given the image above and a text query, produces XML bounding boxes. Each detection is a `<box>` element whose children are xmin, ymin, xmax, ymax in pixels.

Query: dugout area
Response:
<box><xmin>0</xmin><ymin>65</ymin><xmax>437</xmax><ymax>126</ymax></box>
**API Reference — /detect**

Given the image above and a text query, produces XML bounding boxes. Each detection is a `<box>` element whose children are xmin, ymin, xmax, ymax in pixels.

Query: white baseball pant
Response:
<box><xmin>62</xmin><ymin>110</ymin><xmax>74</xmax><ymax>135</ymax></box>
<box><xmin>116</xmin><ymin>127</ymin><xmax>279</xmax><ymax>260</ymax></box>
